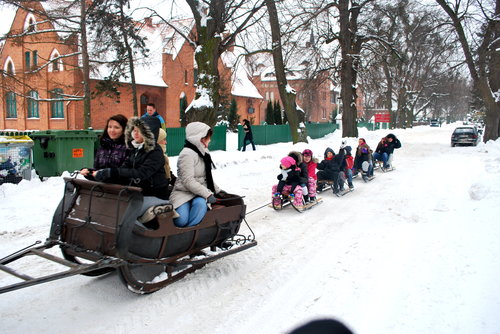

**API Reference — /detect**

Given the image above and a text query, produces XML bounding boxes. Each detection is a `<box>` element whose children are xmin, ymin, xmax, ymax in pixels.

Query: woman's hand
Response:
<box><xmin>80</xmin><ymin>168</ymin><xmax>89</xmax><ymax>176</ymax></box>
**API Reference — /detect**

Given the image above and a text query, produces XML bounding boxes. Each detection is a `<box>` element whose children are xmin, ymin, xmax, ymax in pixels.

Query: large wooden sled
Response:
<box><xmin>0</xmin><ymin>177</ymin><xmax>256</xmax><ymax>294</ymax></box>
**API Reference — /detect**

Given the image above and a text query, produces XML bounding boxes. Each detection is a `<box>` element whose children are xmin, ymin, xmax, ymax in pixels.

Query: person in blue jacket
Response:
<box><xmin>142</xmin><ymin>103</ymin><xmax>165</xmax><ymax>129</ymax></box>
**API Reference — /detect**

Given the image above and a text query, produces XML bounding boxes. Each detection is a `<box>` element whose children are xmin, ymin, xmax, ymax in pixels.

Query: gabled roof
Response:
<box><xmin>222</xmin><ymin>48</ymin><xmax>263</xmax><ymax>99</ymax></box>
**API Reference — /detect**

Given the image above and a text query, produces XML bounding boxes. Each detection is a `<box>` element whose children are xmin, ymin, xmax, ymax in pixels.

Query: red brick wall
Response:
<box><xmin>0</xmin><ymin>3</ymin><xmax>81</xmax><ymax>131</ymax></box>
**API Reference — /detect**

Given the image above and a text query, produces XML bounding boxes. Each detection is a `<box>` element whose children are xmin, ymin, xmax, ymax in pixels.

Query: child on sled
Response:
<box><xmin>301</xmin><ymin>149</ymin><xmax>318</xmax><ymax>202</ymax></box>
<box><xmin>316</xmin><ymin>147</ymin><xmax>344</xmax><ymax>194</ymax></box>
<box><xmin>272</xmin><ymin>156</ymin><xmax>304</xmax><ymax>207</ymax></box>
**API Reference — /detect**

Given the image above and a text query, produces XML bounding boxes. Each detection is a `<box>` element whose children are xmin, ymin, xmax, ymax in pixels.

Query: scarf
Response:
<box><xmin>184</xmin><ymin>140</ymin><xmax>216</xmax><ymax>193</ymax></box>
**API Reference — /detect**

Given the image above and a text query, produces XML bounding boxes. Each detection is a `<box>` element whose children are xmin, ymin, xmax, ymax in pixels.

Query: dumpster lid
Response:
<box><xmin>29</xmin><ymin>130</ymin><xmax>97</xmax><ymax>139</ymax></box>
<box><xmin>0</xmin><ymin>135</ymin><xmax>34</xmax><ymax>144</ymax></box>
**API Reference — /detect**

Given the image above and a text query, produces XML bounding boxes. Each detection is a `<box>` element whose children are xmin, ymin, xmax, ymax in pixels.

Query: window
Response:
<box><xmin>322</xmin><ymin>92</ymin><xmax>327</xmax><ymax>100</ymax></box>
<box><xmin>330</xmin><ymin>91</ymin><xmax>338</xmax><ymax>104</ymax></box>
<box><xmin>184</xmin><ymin>70</ymin><xmax>188</xmax><ymax>84</ymax></box>
<box><xmin>51</xmin><ymin>88</ymin><xmax>64</xmax><ymax>118</ymax></box>
<box><xmin>270</xmin><ymin>91</ymin><xmax>275</xmax><ymax>101</ymax></box>
<box><xmin>49</xmin><ymin>49</ymin><xmax>64</xmax><ymax>72</ymax></box>
<box><xmin>27</xmin><ymin>90</ymin><xmax>39</xmax><ymax>118</ymax></box>
<box><xmin>25</xmin><ymin>51</ymin><xmax>38</xmax><ymax>71</ymax></box>
<box><xmin>193</xmin><ymin>68</ymin><xmax>198</xmax><ymax>83</ymax></box>
<box><xmin>25</xmin><ymin>52</ymin><xmax>31</xmax><ymax>71</ymax></box>
<box><xmin>4</xmin><ymin>57</ymin><xmax>15</xmax><ymax>76</ymax></box>
<box><xmin>322</xmin><ymin>108</ymin><xmax>327</xmax><ymax>120</ymax></box>
<box><xmin>24</xmin><ymin>14</ymin><xmax>37</xmax><ymax>32</ymax></box>
<box><xmin>6</xmin><ymin>92</ymin><xmax>17</xmax><ymax>118</ymax></box>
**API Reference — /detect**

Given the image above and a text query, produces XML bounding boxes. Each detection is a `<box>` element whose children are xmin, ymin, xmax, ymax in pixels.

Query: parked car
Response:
<box><xmin>430</xmin><ymin>119</ymin><xmax>441</xmax><ymax>127</ymax></box>
<box><xmin>451</xmin><ymin>126</ymin><xmax>480</xmax><ymax>147</ymax></box>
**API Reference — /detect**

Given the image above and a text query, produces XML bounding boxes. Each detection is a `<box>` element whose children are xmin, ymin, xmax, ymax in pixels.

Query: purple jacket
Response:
<box><xmin>94</xmin><ymin>137</ymin><xmax>129</xmax><ymax>170</ymax></box>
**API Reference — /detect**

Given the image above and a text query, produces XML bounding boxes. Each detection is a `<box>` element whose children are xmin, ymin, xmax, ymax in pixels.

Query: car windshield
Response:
<box><xmin>454</xmin><ymin>128</ymin><xmax>474</xmax><ymax>134</ymax></box>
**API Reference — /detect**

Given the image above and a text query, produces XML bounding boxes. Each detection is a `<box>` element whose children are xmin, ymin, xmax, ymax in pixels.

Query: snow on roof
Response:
<box><xmin>221</xmin><ymin>48</ymin><xmax>263</xmax><ymax>99</ymax></box>
<box><xmin>89</xmin><ymin>21</ymin><xmax>167</xmax><ymax>87</ymax></box>
<box><xmin>160</xmin><ymin>18</ymin><xmax>195</xmax><ymax>60</ymax></box>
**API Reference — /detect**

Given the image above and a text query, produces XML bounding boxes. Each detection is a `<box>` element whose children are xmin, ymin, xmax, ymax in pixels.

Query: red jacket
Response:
<box><xmin>306</xmin><ymin>161</ymin><xmax>318</xmax><ymax>180</ymax></box>
<box><xmin>345</xmin><ymin>155</ymin><xmax>354</xmax><ymax>170</ymax></box>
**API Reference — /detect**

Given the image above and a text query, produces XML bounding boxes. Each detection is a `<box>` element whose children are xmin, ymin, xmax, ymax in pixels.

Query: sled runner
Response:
<box><xmin>0</xmin><ymin>178</ymin><xmax>256</xmax><ymax>294</ymax></box>
<box><xmin>271</xmin><ymin>193</ymin><xmax>322</xmax><ymax>213</ymax></box>
<box><xmin>374</xmin><ymin>160</ymin><xmax>395</xmax><ymax>172</ymax></box>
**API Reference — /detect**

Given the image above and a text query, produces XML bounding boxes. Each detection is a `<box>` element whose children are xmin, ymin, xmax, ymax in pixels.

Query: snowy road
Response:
<box><xmin>1</xmin><ymin>124</ymin><xmax>500</xmax><ymax>334</ymax></box>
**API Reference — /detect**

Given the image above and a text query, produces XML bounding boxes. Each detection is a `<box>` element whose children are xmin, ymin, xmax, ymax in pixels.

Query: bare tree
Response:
<box><xmin>264</xmin><ymin>0</ymin><xmax>307</xmax><ymax>143</ymax></box>
<box><xmin>435</xmin><ymin>0</ymin><xmax>500</xmax><ymax>141</ymax></box>
<box><xmin>183</xmin><ymin>0</ymin><xmax>266</xmax><ymax>127</ymax></box>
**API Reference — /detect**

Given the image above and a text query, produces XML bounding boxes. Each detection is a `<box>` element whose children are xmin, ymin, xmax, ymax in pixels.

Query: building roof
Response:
<box><xmin>222</xmin><ymin>48</ymin><xmax>263</xmax><ymax>99</ymax></box>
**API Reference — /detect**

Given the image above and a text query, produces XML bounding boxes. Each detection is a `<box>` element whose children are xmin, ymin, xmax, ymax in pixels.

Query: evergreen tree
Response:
<box><xmin>228</xmin><ymin>98</ymin><xmax>240</xmax><ymax>131</ymax></box>
<box><xmin>265</xmin><ymin>101</ymin><xmax>274</xmax><ymax>125</ymax></box>
<box><xmin>180</xmin><ymin>94</ymin><xmax>188</xmax><ymax>127</ymax></box>
<box><xmin>274</xmin><ymin>101</ymin><xmax>282</xmax><ymax>125</ymax></box>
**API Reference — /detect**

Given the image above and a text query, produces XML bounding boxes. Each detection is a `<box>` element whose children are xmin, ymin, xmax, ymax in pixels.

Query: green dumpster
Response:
<box><xmin>30</xmin><ymin>130</ymin><xmax>97</xmax><ymax>177</ymax></box>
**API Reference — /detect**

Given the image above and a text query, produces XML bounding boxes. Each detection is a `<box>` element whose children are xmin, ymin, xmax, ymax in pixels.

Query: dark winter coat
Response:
<box><xmin>385</xmin><ymin>134</ymin><xmax>401</xmax><ymax>154</ymax></box>
<box><xmin>243</xmin><ymin>121</ymin><xmax>253</xmax><ymax>140</ymax></box>
<box><xmin>288</xmin><ymin>151</ymin><xmax>309</xmax><ymax>184</ymax></box>
<box><xmin>277</xmin><ymin>165</ymin><xmax>301</xmax><ymax>185</ymax></box>
<box><xmin>317</xmin><ymin>147</ymin><xmax>342</xmax><ymax>180</ymax></box>
<box><xmin>95</xmin><ymin>117</ymin><xmax>169</xmax><ymax>199</ymax></box>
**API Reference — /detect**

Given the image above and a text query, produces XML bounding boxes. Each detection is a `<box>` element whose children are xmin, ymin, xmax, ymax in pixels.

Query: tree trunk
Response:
<box><xmin>265</xmin><ymin>0</ymin><xmax>307</xmax><ymax>143</ymax></box>
<box><xmin>80</xmin><ymin>0</ymin><xmax>91</xmax><ymax>129</ymax></box>
<box><xmin>382</xmin><ymin>62</ymin><xmax>395</xmax><ymax>129</ymax></box>
<box><xmin>119</xmin><ymin>1</ymin><xmax>139</xmax><ymax>117</ymax></box>
<box><xmin>338</xmin><ymin>0</ymin><xmax>360</xmax><ymax>138</ymax></box>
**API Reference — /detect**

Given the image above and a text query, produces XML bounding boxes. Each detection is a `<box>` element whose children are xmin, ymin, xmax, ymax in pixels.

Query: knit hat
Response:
<box><xmin>280</xmin><ymin>156</ymin><xmax>296</xmax><ymax>169</ymax></box>
<box><xmin>344</xmin><ymin>146</ymin><xmax>352</xmax><ymax>154</ymax></box>
<box><xmin>157</xmin><ymin>128</ymin><xmax>166</xmax><ymax>143</ymax></box>
<box><xmin>302</xmin><ymin>149</ymin><xmax>313</xmax><ymax>157</ymax></box>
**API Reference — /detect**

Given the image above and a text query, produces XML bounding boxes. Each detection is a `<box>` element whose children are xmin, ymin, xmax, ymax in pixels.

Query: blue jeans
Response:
<box><xmin>373</xmin><ymin>152</ymin><xmax>388</xmax><ymax>166</ymax></box>
<box><xmin>345</xmin><ymin>168</ymin><xmax>353</xmax><ymax>184</ymax></box>
<box><xmin>174</xmin><ymin>197</ymin><xmax>207</xmax><ymax>227</ymax></box>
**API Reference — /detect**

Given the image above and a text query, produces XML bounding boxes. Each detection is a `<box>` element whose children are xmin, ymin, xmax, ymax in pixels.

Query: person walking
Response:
<box><xmin>241</xmin><ymin>119</ymin><xmax>256</xmax><ymax>151</ymax></box>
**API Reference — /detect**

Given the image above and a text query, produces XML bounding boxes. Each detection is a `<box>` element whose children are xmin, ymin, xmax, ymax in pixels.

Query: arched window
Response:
<box><xmin>27</xmin><ymin>90</ymin><xmax>39</xmax><ymax>118</ymax></box>
<box><xmin>5</xmin><ymin>92</ymin><xmax>17</xmax><ymax>118</ymax></box>
<box><xmin>49</xmin><ymin>49</ymin><xmax>64</xmax><ymax>72</ymax></box>
<box><xmin>50</xmin><ymin>88</ymin><xmax>64</xmax><ymax>118</ymax></box>
<box><xmin>140</xmin><ymin>94</ymin><xmax>149</xmax><ymax>115</ymax></box>
<box><xmin>3</xmin><ymin>57</ymin><xmax>16</xmax><ymax>76</ymax></box>
<box><xmin>24</xmin><ymin>14</ymin><xmax>37</xmax><ymax>32</ymax></box>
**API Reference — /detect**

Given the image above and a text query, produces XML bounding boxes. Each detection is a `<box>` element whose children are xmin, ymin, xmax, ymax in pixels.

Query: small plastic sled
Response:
<box><xmin>0</xmin><ymin>177</ymin><xmax>256</xmax><ymax>295</ymax></box>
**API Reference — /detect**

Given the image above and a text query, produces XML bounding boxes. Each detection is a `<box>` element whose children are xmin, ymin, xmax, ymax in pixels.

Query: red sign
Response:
<box><xmin>375</xmin><ymin>113</ymin><xmax>391</xmax><ymax>123</ymax></box>
<box><xmin>72</xmin><ymin>148</ymin><xmax>84</xmax><ymax>158</ymax></box>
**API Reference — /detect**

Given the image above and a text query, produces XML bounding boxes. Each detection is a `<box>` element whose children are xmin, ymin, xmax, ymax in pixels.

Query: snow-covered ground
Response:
<box><xmin>1</xmin><ymin>123</ymin><xmax>500</xmax><ymax>334</ymax></box>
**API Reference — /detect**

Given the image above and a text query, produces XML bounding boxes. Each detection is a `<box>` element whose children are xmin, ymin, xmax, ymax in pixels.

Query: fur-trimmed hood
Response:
<box><xmin>125</xmin><ymin>117</ymin><xmax>156</xmax><ymax>152</ymax></box>
<box><xmin>288</xmin><ymin>151</ymin><xmax>303</xmax><ymax>165</ymax></box>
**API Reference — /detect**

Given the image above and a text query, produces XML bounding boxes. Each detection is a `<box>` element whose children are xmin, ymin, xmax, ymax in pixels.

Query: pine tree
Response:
<box><xmin>265</xmin><ymin>101</ymin><xmax>274</xmax><ymax>125</ymax></box>
<box><xmin>228</xmin><ymin>98</ymin><xmax>240</xmax><ymax>131</ymax></box>
<box><xmin>180</xmin><ymin>94</ymin><xmax>188</xmax><ymax>127</ymax></box>
<box><xmin>274</xmin><ymin>101</ymin><xmax>282</xmax><ymax>125</ymax></box>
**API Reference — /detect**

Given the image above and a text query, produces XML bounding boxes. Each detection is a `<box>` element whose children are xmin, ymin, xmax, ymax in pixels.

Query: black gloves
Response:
<box><xmin>207</xmin><ymin>195</ymin><xmax>217</xmax><ymax>204</ymax></box>
<box><xmin>94</xmin><ymin>168</ymin><xmax>117</xmax><ymax>182</ymax></box>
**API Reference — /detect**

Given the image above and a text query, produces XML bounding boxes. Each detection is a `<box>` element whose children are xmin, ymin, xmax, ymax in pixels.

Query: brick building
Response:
<box><xmin>1</xmin><ymin>2</ymin><xmax>360</xmax><ymax>131</ymax></box>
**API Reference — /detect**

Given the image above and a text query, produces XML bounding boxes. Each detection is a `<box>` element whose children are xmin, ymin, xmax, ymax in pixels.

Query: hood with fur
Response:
<box><xmin>125</xmin><ymin>117</ymin><xmax>156</xmax><ymax>152</ymax></box>
<box><xmin>288</xmin><ymin>151</ymin><xmax>303</xmax><ymax>165</ymax></box>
